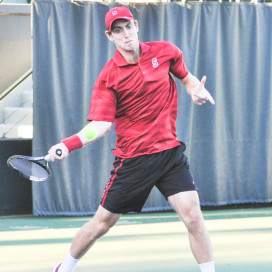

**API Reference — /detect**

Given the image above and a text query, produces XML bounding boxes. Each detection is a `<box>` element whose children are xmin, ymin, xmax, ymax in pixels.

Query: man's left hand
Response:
<box><xmin>191</xmin><ymin>76</ymin><xmax>215</xmax><ymax>105</ymax></box>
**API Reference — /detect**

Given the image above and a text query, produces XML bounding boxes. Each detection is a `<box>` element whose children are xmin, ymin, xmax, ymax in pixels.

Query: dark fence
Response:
<box><xmin>0</xmin><ymin>139</ymin><xmax>32</xmax><ymax>216</ymax></box>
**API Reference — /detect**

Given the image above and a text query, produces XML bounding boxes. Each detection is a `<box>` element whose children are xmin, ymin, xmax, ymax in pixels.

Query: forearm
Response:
<box><xmin>63</xmin><ymin>121</ymin><xmax>112</xmax><ymax>152</ymax></box>
<box><xmin>48</xmin><ymin>121</ymin><xmax>112</xmax><ymax>161</ymax></box>
<box><xmin>179</xmin><ymin>72</ymin><xmax>200</xmax><ymax>96</ymax></box>
<box><xmin>78</xmin><ymin>121</ymin><xmax>112</xmax><ymax>146</ymax></box>
<box><xmin>179</xmin><ymin>73</ymin><xmax>215</xmax><ymax>105</ymax></box>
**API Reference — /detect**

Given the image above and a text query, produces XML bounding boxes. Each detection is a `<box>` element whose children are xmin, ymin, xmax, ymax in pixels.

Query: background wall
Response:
<box><xmin>32</xmin><ymin>0</ymin><xmax>272</xmax><ymax>216</ymax></box>
<box><xmin>0</xmin><ymin>4</ymin><xmax>31</xmax><ymax>95</ymax></box>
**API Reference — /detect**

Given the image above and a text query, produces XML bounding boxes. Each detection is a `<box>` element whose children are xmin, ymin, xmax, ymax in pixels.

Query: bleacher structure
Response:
<box><xmin>0</xmin><ymin>71</ymin><xmax>33</xmax><ymax>139</ymax></box>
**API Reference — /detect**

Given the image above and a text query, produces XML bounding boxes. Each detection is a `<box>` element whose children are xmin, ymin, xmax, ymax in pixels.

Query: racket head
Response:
<box><xmin>7</xmin><ymin>155</ymin><xmax>51</xmax><ymax>182</ymax></box>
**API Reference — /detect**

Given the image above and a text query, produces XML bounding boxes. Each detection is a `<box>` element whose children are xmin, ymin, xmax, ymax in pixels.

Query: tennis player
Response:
<box><xmin>49</xmin><ymin>6</ymin><xmax>216</xmax><ymax>272</ymax></box>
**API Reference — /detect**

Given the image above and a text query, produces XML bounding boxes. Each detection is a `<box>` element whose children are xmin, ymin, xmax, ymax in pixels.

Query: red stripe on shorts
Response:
<box><xmin>101</xmin><ymin>158</ymin><xmax>125</xmax><ymax>207</ymax></box>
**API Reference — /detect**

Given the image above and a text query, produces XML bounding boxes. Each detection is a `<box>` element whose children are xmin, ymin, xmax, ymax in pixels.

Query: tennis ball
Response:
<box><xmin>83</xmin><ymin>126</ymin><xmax>97</xmax><ymax>140</ymax></box>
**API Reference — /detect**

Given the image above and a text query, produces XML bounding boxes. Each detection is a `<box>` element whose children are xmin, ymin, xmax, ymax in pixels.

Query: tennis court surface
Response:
<box><xmin>0</xmin><ymin>207</ymin><xmax>272</xmax><ymax>272</ymax></box>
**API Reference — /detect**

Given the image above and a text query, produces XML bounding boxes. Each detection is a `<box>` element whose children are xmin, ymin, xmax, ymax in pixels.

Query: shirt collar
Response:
<box><xmin>113</xmin><ymin>41</ymin><xmax>150</xmax><ymax>67</ymax></box>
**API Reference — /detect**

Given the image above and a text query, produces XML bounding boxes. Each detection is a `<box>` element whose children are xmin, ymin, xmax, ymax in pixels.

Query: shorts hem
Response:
<box><xmin>165</xmin><ymin>188</ymin><xmax>198</xmax><ymax>200</ymax></box>
<box><xmin>101</xmin><ymin>204</ymin><xmax>141</xmax><ymax>214</ymax></box>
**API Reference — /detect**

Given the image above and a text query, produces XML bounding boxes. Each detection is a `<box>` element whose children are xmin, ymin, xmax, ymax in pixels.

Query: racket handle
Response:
<box><xmin>44</xmin><ymin>154</ymin><xmax>51</xmax><ymax>162</ymax></box>
<box><xmin>44</xmin><ymin>149</ymin><xmax>62</xmax><ymax>162</ymax></box>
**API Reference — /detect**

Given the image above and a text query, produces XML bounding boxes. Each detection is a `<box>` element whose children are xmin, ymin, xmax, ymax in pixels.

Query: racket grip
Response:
<box><xmin>44</xmin><ymin>149</ymin><xmax>62</xmax><ymax>162</ymax></box>
<box><xmin>44</xmin><ymin>154</ymin><xmax>51</xmax><ymax>161</ymax></box>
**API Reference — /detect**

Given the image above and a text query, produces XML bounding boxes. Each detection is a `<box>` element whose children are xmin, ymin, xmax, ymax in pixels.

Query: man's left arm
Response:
<box><xmin>180</xmin><ymin>72</ymin><xmax>215</xmax><ymax>106</ymax></box>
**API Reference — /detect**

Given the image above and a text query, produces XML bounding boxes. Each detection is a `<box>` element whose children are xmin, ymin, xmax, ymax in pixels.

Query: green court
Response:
<box><xmin>0</xmin><ymin>207</ymin><xmax>272</xmax><ymax>272</ymax></box>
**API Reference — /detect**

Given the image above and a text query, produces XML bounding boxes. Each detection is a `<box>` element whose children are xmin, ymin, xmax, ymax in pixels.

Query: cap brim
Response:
<box><xmin>109</xmin><ymin>16</ymin><xmax>133</xmax><ymax>31</ymax></box>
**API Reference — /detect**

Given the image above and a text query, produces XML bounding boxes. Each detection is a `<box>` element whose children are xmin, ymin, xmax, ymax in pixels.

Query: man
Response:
<box><xmin>50</xmin><ymin>6</ymin><xmax>215</xmax><ymax>272</ymax></box>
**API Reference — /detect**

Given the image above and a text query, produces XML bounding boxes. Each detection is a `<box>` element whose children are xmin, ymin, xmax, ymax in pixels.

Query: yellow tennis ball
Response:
<box><xmin>83</xmin><ymin>126</ymin><xmax>97</xmax><ymax>140</ymax></box>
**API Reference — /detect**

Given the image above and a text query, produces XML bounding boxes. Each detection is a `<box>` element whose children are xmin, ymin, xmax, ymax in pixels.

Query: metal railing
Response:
<box><xmin>0</xmin><ymin>69</ymin><xmax>32</xmax><ymax>101</ymax></box>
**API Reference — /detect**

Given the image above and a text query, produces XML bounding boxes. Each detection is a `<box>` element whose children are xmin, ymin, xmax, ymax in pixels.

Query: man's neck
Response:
<box><xmin>118</xmin><ymin>43</ymin><xmax>141</xmax><ymax>64</ymax></box>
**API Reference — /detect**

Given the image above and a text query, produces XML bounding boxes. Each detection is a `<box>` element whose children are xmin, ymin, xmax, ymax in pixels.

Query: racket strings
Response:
<box><xmin>9</xmin><ymin>158</ymin><xmax>50</xmax><ymax>181</ymax></box>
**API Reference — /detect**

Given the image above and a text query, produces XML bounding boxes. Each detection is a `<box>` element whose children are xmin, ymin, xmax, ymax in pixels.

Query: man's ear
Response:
<box><xmin>105</xmin><ymin>30</ymin><xmax>113</xmax><ymax>42</ymax></box>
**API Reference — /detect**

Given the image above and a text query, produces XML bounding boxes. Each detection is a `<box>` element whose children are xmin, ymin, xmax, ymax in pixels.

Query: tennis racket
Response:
<box><xmin>7</xmin><ymin>149</ymin><xmax>62</xmax><ymax>182</ymax></box>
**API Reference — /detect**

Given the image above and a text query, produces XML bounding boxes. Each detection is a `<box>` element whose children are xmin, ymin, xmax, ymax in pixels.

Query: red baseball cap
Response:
<box><xmin>105</xmin><ymin>6</ymin><xmax>134</xmax><ymax>31</ymax></box>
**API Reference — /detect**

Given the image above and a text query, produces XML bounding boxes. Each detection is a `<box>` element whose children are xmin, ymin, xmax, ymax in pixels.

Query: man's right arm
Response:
<box><xmin>48</xmin><ymin>121</ymin><xmax>112</xmax><ymax>161</ymax></box>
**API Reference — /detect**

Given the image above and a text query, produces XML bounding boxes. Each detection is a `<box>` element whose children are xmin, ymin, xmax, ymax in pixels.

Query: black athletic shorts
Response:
<box><xmin>100</xmin><ymin>142</ymin><xmax>198</xmax><ymax>214</ymax></box>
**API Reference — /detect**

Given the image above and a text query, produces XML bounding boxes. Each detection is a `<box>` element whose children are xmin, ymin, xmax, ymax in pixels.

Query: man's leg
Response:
<box><xmin>168</xmin><ymin>191</ymin><xmax>215</xmax><ymax>271</ymax></box>
<box><xmin>55</xmin><ymin>205</ymin><xmax>121</xmax><ymax>272</ymax></box>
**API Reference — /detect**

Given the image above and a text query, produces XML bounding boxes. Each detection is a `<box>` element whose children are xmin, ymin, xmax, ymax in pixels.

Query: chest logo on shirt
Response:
<box><xmin>152</xmin><ymin>58</ymin><xmax>159</xmax><ymax>68</ymax></box>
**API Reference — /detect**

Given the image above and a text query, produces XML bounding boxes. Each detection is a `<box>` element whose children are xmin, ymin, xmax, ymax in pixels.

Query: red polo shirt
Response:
<box><xmin>87</xmin><ymin>41</ymin><xmax>189</xmax><ymax>158</ymax></box>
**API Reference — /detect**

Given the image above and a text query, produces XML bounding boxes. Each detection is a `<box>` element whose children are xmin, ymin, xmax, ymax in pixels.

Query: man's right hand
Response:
<box><xmin>48</xmin><ymin>143</ymin><xmax>69</xmax><ymax>161</ymax></box>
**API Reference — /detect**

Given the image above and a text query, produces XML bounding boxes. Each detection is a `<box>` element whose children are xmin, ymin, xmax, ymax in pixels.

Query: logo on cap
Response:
<box><xmin>112</xmin><ymin>10</ymin><xmax>118</xmax><ymax>16</ymax></box>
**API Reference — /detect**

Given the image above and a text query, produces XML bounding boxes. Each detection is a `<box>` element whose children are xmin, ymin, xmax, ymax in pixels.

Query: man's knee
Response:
<box><xmin>182</xmin><ymin>206</ymin><xmax>205</xmax><ymax>232</ymax></box>
<box><xmin>91</xmin><ymin>207</ymin><xmax>120</xmax><ymax>239</ymax></box>
<box><xmin>92</xmin><ymin>221</ymin><xmax>111</xmax><ymax>239</ymax></box>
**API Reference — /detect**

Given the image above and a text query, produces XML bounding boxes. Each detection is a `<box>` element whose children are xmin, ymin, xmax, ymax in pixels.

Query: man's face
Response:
<box><xmin>106</xmin><ymin>19</ymin><xmax>139</xmax><ymax>52</ymax></box>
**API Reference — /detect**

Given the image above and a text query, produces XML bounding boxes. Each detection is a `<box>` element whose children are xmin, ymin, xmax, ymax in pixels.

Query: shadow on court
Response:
<box><xmin>0</xmin><ymin>207</ymin><xmax>272</xmax><ymax>272</ymax></box>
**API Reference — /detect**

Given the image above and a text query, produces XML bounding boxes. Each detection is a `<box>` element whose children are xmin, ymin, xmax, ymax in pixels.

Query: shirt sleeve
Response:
<box><xmin>168</xmin><ymin>42</ymin><xmax>189</xmax><ymax>79</ymax></box>
<box><xmin>87</xmin><ymin>75</ymin><xmax>117</xmax><ymax>122</ymax></box>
